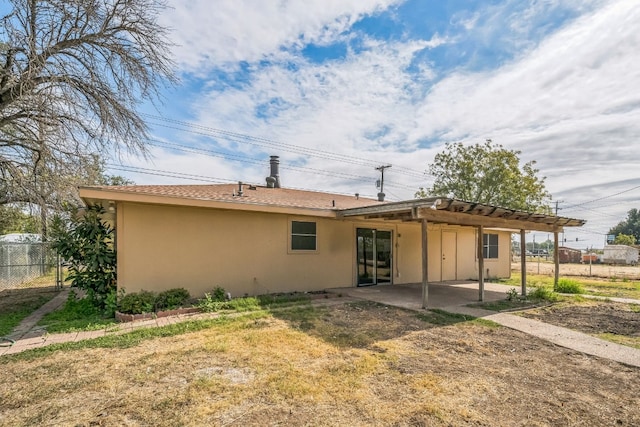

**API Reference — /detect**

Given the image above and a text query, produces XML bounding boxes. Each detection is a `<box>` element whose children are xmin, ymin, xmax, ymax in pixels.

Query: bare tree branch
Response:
<box><xmin>0</xmin><ymin>0</ymin><xmax>176</xmax><ymax>208</ymax></box>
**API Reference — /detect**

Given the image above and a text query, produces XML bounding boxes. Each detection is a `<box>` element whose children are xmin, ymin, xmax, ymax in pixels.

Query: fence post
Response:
<box><xmin>56</xmin><ymin>253</ymin><xmax>62</xmax><ymax>290</ymax></box>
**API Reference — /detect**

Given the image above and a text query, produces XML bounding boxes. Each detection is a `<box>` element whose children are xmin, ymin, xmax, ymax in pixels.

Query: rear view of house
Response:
<box><xmin>79</xmin><ymin>157</ymin><xmax>585</xmax><ymax>304</ymax></box>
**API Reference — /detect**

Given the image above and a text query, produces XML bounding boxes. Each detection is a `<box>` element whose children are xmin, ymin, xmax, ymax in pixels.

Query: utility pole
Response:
<box><xmin>375</xmin><ymin>164</ymin><xmax>392</xmax><ymax>202</ymax></box>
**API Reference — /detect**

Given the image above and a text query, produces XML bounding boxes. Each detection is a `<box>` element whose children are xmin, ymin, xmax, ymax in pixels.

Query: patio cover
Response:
<box><xmin>338</xmin><ymin>197</ymin><xmax>586</xmax><ymax>308</ymax></box>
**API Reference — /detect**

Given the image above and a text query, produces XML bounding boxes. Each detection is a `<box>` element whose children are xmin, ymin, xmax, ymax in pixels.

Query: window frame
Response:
<box><xmin>483</xmin><ymin>233</ymin><xmax>499</xmax><ymax>259</ymax></box>
<box><xmin>289</xmin><ymin>220</ymin><xmax>318</xmax><ymax>252</ymax></box>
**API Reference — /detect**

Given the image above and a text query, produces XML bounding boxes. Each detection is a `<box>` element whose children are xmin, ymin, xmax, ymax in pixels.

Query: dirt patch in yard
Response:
<box><xmin>519</xmin><ymin>301</ymin><xmax>640</xmax><ymax>337</ymax></box>
<box><xmin>1</xmin><ymin>300</ymin><xmax>639</xmax><ymax>426</ymax></box>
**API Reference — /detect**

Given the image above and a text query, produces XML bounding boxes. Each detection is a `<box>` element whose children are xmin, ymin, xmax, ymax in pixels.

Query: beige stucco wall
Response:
<box><xmin>118</xmin><ymin>202</ymin><xmax>359</xmax><ymax>297</ymax></box>
<box><xmin>465</xmin><ymin>229</ymin><xmax>513</xmax><ymax>280</ymax></box>
<box><xmin>485</xmin><ymin>231</ymin><xmax>513</xmax><ymax>279</ymax></box>
<box><xmin>115</xmin><ymin>202</ymin><xmax>511</xmax><ymax>297</ymax></box>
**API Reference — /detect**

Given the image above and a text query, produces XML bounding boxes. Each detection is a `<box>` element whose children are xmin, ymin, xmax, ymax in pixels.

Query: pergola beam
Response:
<box><xmin>415</xmin><ymin>207</ymin><xmax>563</xmax><ymax>233</ymax></box>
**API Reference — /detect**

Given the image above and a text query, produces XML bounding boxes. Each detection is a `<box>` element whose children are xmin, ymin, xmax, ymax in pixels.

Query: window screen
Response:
<box><xmin>291</xmin><ymin>221</ymin><xmax>317</xmax><ymax>251</ymax></box>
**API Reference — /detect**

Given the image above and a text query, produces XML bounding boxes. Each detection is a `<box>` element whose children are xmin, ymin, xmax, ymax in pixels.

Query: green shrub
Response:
<box><xmin>103</xmin><ymin>288</ymin><xmax>122</xmax><ymax>317</ymax></box>
<box><xmin>117</xmin><ymin>288</ymin><xmax>192</xmax><ymax>314</ymax></box>
<box><xmin>506</xmin><ymin>288</ymin><xmax>519</xmax><ymax>301</ymax></box>
<box><xmin>118</xmin><ymin>290</ymin><xmax>157</xmax><ymax>314</ymax></box>
<box><xmin>63</xmin><ymin>290</ymin><xmax>102</xmax><ymax>316</ymax></box>
<box><xmin>51</xmin><ymin>205</ymin><xmax>116</xmax><ymax>310</ymax></box>
<box><xmin>37</xmin><ymin>290</ymin><xmax>117</xmax><ymax>332</ymax></box>
<box><xmin>198</xmin><ymin>292</ymin><xmax>227</xmax><ymax>312</ymax></box>
<box><xmin>528</xmin><ymin>286</ymin><xmax>558</xmax><ymax>302</ymax></box>
<box><xmin>156</xmin><ymin>288</ymin><xmax>191</xmax><ymax>311</ymax></box>
<box><xmin>212</xmin><ymin>286</ymin><xmax>227</xmax><ymax>302</ymax></box>
<box><xmin>555</xmin><ymin>278</ymin><xmax>584</xmax><ymax>294</ymax></box>
<box><xmin>226</xmin><ymin>297</ymin><xmax>260</xmax><ymax>311</ymax></box>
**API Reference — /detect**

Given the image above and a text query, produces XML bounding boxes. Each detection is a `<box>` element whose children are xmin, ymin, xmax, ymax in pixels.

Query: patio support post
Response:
<box><xmin>520</xmin><ymin>229</ymin><xmax>527</xmax><ymax>297</ymax></box>
<box><xmin>477</xmin><ymin>225</ymin><xmax>484</xmax><ymax>301</ymax></box>
<box><xmin>421</xmin><ymin>218</ymin><xmax>429</xmax><ymax>309</ymax></box>
<box><xmin>554</xmin><ymin>231</ymin><xmax>560</xmax><ymax>291</ymax></box>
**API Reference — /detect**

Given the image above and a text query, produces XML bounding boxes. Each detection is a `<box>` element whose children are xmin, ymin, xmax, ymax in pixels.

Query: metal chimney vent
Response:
<box><xmin>266</xmin><ymin>155</ymin><xmax>281</xmax><ymax>188</ymax></box>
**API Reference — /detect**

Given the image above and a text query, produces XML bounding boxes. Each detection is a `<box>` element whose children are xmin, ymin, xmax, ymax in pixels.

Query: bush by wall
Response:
<box><xmin>117</xmin><ymin>288</ymin><xmax>191</xmax><ymax>314</ymax></box>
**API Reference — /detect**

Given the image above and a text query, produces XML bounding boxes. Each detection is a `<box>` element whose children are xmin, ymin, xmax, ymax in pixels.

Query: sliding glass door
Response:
<box><xmin>356</xmin><ymin>228</ymin><xmax>392</xmax><ymax>286</ymax></box>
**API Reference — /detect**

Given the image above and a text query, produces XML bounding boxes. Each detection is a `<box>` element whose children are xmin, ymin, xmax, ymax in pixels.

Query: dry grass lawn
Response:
<box><xmin>1</xmin><ymin>300</ymin><xmax>639</xmax><ymax>426</ymax></box>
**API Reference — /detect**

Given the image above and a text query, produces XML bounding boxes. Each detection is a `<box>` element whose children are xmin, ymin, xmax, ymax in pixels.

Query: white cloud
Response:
<box><xmin>409</xmin><ymin>0</ymin><xmax>640</xmax><ymax>245</ymax></box>
<box><xmin>185</xmin><ymin>37</ymin><xmax>442</xmax><ymax>196</ymax></box>
<box><xmin>135</xmin><ymin>0</ymin><xmax>639</xmax><ymax>249</ymax></box>
<box><xmin>162</xmin><ymin>0</ymin><xmax>402</xmax><ymax>72</ymax></box>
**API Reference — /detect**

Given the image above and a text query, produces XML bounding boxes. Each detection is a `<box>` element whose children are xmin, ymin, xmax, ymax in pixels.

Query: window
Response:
<box><xmin>483</xmin><ymin>233</ymin><xmax>499</xmax><ymax>259</ymax></box>
<box><xmin>291</xmin><ymin>221</ymin><xmax>317</xmax><ymax>251</ymax></box>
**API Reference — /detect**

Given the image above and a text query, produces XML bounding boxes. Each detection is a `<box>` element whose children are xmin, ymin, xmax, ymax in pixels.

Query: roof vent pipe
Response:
<box><xmin>237</xmin><ymin>181</ymin><xmax>244</xmax><ymax>197</ymax></box>
<box><xmin>268</xmin><ymin>155</ymin><xmax>281</xmax><ymax>188</ymax></box>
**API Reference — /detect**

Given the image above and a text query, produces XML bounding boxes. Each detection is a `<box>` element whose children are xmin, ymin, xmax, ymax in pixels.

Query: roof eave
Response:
<box><xmin>78</xmin><ymin>186</ymin><xmax>339</xmax><ymax>218</ymax></box>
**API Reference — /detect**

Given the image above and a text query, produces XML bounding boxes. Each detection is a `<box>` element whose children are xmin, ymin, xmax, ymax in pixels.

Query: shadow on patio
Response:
<box><xmin>328</xmin><ymin>281</ymin><xmax>510</xmax><ymax>311</ymax></box>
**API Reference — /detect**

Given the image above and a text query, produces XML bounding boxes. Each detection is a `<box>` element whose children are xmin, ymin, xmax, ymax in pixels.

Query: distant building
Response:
<box><xmin>602</xmin><ymin>245</ymin><xmax>639</xmax><ymax>265</ymax></box>
<box><xmin>557</xmin><ymin>247</ymin><xmax>581</xmax><ymax>263</ymax></box>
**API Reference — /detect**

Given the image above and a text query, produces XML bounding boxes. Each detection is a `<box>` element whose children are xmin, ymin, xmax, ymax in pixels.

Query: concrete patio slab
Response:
<box><xmin>329</xmin><ymin>281</ymin><xmax>510</xmax><ymax>310</ymax></box>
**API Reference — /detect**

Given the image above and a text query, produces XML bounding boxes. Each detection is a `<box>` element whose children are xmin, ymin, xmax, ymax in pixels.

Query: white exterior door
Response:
<box><xmin>442</xmin><ymin>231</ymin><xmax>457</xmax><ymax>281</ymax></box>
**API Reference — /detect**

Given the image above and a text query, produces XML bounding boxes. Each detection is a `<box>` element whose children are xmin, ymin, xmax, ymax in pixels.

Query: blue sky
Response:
<box><xmin>115</xmin><ymin>0</ymin><xmax>640</xmax><ymax>249</ymax></box>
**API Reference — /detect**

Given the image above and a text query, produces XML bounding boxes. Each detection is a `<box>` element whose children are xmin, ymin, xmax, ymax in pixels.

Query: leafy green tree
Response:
<box><xmin>613</xmin><ymin>233</ymin><xmax>637</xmax><ymax>246</ymax></box>
<box><xmin>51</xmin><ymin>205</ymin><xmax>116</xmax><ymax>310</ymax></box>
<box><xmin>609</xmin><ymin>209</ymin><xmax>640</xmax><ymax>244</ymax></box>
<box><xmin>416</xmin><ymin>140</ymin><xmax>552</xmax><ymax>213</ymax></box>
<box><xmin>0</xmin><ymin>205</ymin><xmax>39</xmax><ymax>234</ymax></box>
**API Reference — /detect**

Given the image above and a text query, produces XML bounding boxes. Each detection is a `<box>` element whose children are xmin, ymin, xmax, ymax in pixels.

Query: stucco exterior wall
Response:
<box><xmin>490</xmin><ymin>231</ymin><xmax>513</xmax><ymax>279</ymax></box>
<box><xmin>466</xmin><ymin>229</ymin><xmax>512</xmax><ymax>280</ymax></box>
<box><xmin>118</xmin><ymin>202</ymin><xmax>359</xmax><ymax>297</ymax></box>
<box><xmin>115</xmin><ymin>202</ymin><xmax>511</xmax><ymax>297</ymax></box>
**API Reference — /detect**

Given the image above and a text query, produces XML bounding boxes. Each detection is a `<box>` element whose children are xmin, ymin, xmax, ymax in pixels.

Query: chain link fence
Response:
<box><xmin>0</xmin><ymin>242</ymin><xmax>62</xmax><ymax>290</ymax></box>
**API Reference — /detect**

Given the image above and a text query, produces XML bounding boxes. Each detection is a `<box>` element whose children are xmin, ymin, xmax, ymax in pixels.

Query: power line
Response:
<box><xmin>561</xmin><ymin>204</ymin><xmax>623</xmax><ymax>220</ymax></box>
<box><xmin>562</xmin><ymin>183</ymin><xmax>640</xmax><ymax>209</ymax></box>
<box><xmin>106</xmin><ymin>163</ymin><xmax>385</xmax><ymax>199</ymax></box>
<box><xmin>106</xmin><ymin>164</ymin><xmax>237</xmax><ymax>184</ymax></box>
<box><xmin>141</xmin><ymin>113</ymin><xmax>431</xmax><ymax>180</ymax></box>
<box><xmin>143</xmin><ymin>138</ymin><xmax>420</xmax><ymax>192</ymax></box>
<box><xmin>145</xmin><ymin>139</ymin><xmax>375</xmax><ymax>182</ymax></box>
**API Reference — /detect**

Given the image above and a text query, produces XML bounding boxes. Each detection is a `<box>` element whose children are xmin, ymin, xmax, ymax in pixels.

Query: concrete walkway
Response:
<box><xmin>4</xmin><ymin>287</ymin><xmax>71</xmax><ymax>341</ymax></box>
<box><xmin>2</xmin><ymin>284</ymin><xmax>639</xmax><ymax>369</ymax></box>
<box><xmin>441</xmin><ymin>304</ymin><xmax>640</xmax><ymax>368</ymax></box>
<box><xmin>333</xmin><ymin>282</ymin><xmax>640</xmax><ymax>368</ymax></box>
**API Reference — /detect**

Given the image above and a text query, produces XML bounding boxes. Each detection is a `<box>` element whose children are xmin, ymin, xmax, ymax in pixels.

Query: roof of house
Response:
<box><xmin>79</xmin><ymin>184</ymin><xmax>585</xmax><ymax>232</ymax></box>
<box><xmin>79</xmin><ymin>183</ymin><xmax>382</xmax><ymax>211</ymax></box>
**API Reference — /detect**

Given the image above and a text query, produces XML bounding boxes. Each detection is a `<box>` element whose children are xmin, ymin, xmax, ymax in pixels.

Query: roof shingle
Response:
<box><xmin>83</xmin><ymin>184</ymin><xmax>383</xmax><ymax>211</ymax></box>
